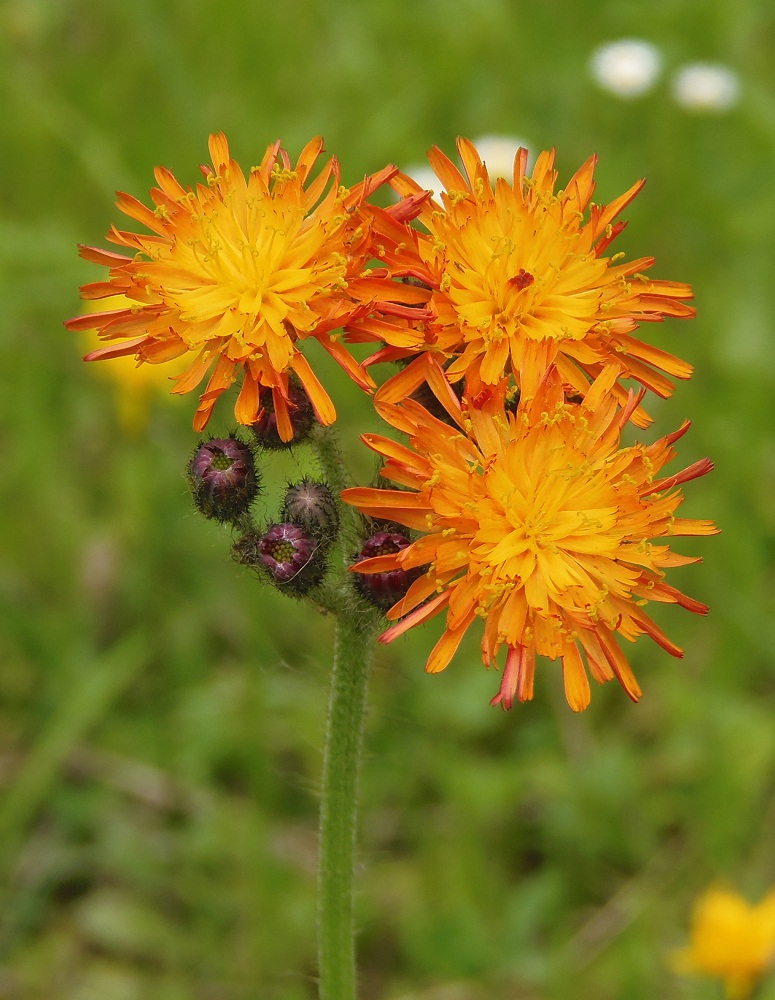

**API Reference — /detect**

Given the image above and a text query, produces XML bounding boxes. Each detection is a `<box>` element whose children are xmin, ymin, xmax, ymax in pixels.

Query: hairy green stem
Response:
<box><xmin>311</xmin><ymin>424</ymin><xmax>378</xmax><ymax>999</ymax></box>
<box><xmin>317</xmin><ymin>613</ymin><xmax>375</xmax><ymax>1000</ymax></box>
<box><xmin>310</xmin><ymin>423</ymin><xmax>349</xmax><ymax>501</ymax></box>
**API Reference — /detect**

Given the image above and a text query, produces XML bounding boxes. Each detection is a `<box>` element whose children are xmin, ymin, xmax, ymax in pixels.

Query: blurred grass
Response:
<box><xmin>1</xmin><ymin>0</ymin><xmax>775</xmax><ymax>998</ymax></box>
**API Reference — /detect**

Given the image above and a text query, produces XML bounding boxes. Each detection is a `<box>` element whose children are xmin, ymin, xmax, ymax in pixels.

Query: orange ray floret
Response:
<box><xmin>362</xmin><ymin>138</ymin><xmax>695</xmax><ymax>426</ymax></box>
<box><xmin>343</xmin><ymin>366</ymin><xmax>717</xmax><ymax>711</ymax></box>
<box><xmin>76</xmin><ymin>293</ymin><xmax>190</xmax><ymax>433</ymax></box>
<box><xmin>65</xmin><ymin>133</ymin><xmax>402</xmax><ymax>439</ymax></box>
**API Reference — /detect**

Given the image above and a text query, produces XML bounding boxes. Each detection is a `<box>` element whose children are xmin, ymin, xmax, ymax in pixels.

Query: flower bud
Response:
<box><xmin>282</xmin><ymin>479</ymin><xmax>339</xmax><ymax>551</ymax></box>
<box><xmin>188</xmin><ymin>436</ymin><xmax>259</xmax><ymax>523</ymax></box>
<box><xmin>354</xmin><ymin>529</ymin><xmax>420</xmax><ymax>611</ymax></box>
<box><xmin>406</xmin><ymin>370</ymin><xmax>462</xmax><ymax>424</ymax></box>
<box><xmin>237</xmin><ymin>522</ymin><xmax>325</xmax><ymax>593</ymax></box>
<box><xmin>252</xmin><ymin>381</ymin><xmax>316</xmax><ymax>450</ymax></box>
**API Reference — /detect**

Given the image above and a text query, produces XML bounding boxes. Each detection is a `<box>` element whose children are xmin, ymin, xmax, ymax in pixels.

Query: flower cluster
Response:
<box><xmin>68</xmin><ymin>133</ymin><xmax>716</xmax><ymax>711</ymax></box>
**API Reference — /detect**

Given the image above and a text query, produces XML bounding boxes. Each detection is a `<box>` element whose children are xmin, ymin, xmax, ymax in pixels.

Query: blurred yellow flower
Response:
<box><xmin>66</xmin><ymin>133</ymin><xmax>395</xmax><ymax>440</ymax></box>
<box><xmin>78</xmin><ymin>294</ymin><xmax>189</xmax><ymax>434</ymax></box>
<box><xmin>674</xmin><ymin>886</ymin><xmax>775</xmax><ymax>999</ymax></box>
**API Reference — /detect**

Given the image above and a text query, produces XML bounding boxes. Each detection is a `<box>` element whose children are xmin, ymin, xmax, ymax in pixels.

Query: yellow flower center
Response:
<box><xmin>434</xmin><ymin>190</ymin><xmax>608</xmax><ymax>349</ymax></box>
<box><xmin>432</xmin><ymin>418</ymin><xmax>639</xmax><ymax>620</ymax></box>
<box><xmin>143</xmin><ymin>173</ymin><xmax>350</xmax><ymax>368</ymax></box>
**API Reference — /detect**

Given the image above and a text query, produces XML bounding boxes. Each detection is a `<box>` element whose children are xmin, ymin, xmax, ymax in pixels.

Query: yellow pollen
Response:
<box><xmin>271</xmin><ymin>166</ymin><xmax>298</xmax><ymax>183</ymax></box>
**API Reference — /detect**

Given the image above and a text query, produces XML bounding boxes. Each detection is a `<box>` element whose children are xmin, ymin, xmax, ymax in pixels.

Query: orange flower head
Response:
<box><xmin>65</xmin><ymin>134</ymin><xmax>398</xmax><ymax>440</ymax></box>
<box><xmin>370</xmin><ymin>139</ymin><xmax>695</xmax><ymax>426</ymax></box>
<box><xmin>343</xmin><ymin>366</ymin><xmax>717</xmax><ymax>710</ymax></box>
<box><xmin>673</xmin><ymin>886</ymin><xmax>775</xmax><ymax>1000</ymax></box>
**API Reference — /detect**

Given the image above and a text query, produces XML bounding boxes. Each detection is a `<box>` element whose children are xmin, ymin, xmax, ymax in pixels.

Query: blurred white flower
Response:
<box><xmin>672</xmin><ymin>62</ymin><xmax>740</xmax><ymax>112</ymax></box>
<box><xmin>472</xmin><ymin>134</ymin><xmax>531</xmax><ymax>178</ymax></box>
<box><xmin>590</xmin><ymin>39</ymin><xmax>662</xmax><ymax>98</ymax></box>
<box><xmin>402</xmin><ymin>135</ymin><xmax>531</xmax><ymax>200</ymax></box>
<box><xmin>401</xmin><ymin>163</ymin><xmax>441</xmax><ymax>198</ymax></box>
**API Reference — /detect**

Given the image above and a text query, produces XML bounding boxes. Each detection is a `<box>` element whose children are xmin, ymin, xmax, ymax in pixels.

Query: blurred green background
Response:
<box><xmin>1</xmin><ymin>1</ymin><xmax>774</xmax><ymax>998</ymax></box>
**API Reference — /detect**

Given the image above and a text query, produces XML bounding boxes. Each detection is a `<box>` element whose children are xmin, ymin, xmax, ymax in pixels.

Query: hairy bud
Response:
<box><xmin>235</xmin><ymin>522</ymin><xmax>325</xmax><ymax>594</ymax></box>
<box><xmin>188</xmin><ymin>436</ymin><xmax>259</xmax><ymax>523</ymax></box>
<box><xmin>354</xmin><ymin>529</ymin><xmax>420</xmax><ymax>611</ymax></box>
<box><xmin>282</xmin><ymin>479</ymin><xmax>339</xmax><ymax>551</ymax></box>
<box><xmin>252</xmin><ymin>381</ymin><xmax>316</xmax><ymax>450</ymax></box>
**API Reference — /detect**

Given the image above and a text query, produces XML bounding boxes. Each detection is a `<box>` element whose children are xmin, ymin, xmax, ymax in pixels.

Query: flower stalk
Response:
<box><xmin>317</xmin><ymin>612</ymin><xmax>376</xmax><ymax>1000</ymax></box>
<box><xmin>310</xmin><ymin>424</ymin><xmax>380</xmax><ymax>999</ymax></box>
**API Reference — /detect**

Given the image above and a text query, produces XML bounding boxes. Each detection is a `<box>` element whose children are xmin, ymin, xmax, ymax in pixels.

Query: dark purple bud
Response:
<box><xmin>408</xmin><ymin>364</ymin><xmax>464</xmax><ymax>427</ymax></box>
<box><xmin>249</xmin><ymin>522</ymin><xmax>325</xmax><ymax>592</ymax></box>
<box><xmin>282</xmin><ymin>479</ymin><xmax>339</xmax><ymax>548</ymax></box>
<box><xmin>252</xmin><ymin>381</ymin><xmax>316</xmax><ymax>450</ymax></box>
<box><xmin>188</xmin><ymin>436</ymin><xmax>258</xmax><ymax>523</ymax></box>
<box><xmin>354</xmin><ymin>530</ymin><xmax>420</xmax><ymax>611</ymax></box>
